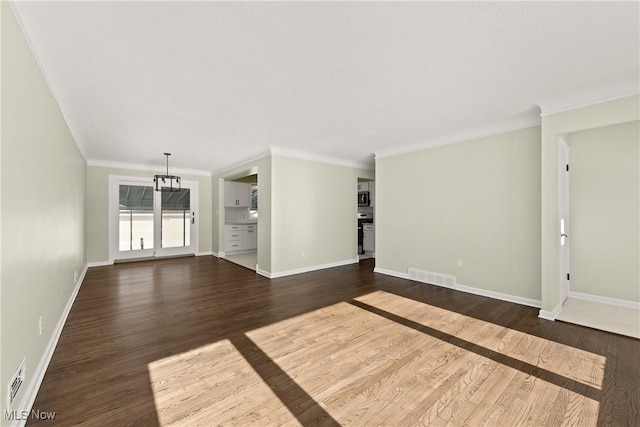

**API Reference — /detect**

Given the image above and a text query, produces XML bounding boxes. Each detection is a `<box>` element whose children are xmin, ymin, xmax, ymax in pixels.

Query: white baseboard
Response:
<box><xmin>373</xmin><ymin>268</ymin><xmax>541</xmax><ymax>309</ymax></box>
<box><xmin>90</xmin><ymin>252</ymin><xmax>225</xmax><ymax>263</ymax></box>
<box><xmin>87</xmin><ymin>260</ymin><xmax>112</xmax><ymax>267</ymax></box>
<box><xmin>455</xmin><ymin>283</ymin><xmax>541</xmax><ymax>308</ymax></box>
<box><xmin>95</xmin><ymin>253</ymin><xmax>216</xmax><ymax>265</ymax></box>
<box><xmin>568</xmin><ymin>291</ymin><xmax>640</xmax><ymax>310</ymax></box>
<box><xmin>223</xmin><ymin>249</ymin><xmax>257</xmax><ymax>256</ymax></box>
<box><xmin>269</xmin><ymin>258</ymin><xmax>359</xmax><ymax>279</ymax></box>
<box><xmin>373</xmin><ymin>267</ymin><xmax>409</xmax><ymax>280</ymax></box>
<box><xmin>538</xmin><ymin>303</ymin><xmax>563</xmax><ymax>321</ymax></box>
<box><xmin>256</xmin><ymin>267</ymin><xmax>271</xmax><ymax>278</ymax></box>
<box><xmin>11</xmin><ymin>264</ymin><xmax>88</xmax><ymax>427</ymax></box>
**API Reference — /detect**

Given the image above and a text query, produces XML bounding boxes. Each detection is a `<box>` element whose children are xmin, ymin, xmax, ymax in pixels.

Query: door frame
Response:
<box><xmin>109</xmin><ymin>175</ymin><xmax>199</xmax><ymax>263</ymax></box>
<box><xmin>558</xmin><ymin>137</ymin><xmax>570</xmax><ymax>305</ymax></box>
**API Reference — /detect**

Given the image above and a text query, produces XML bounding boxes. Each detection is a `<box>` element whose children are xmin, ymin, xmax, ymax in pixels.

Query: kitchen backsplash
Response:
<box><xmin>226</xmin><ymin>207</ymin><xmax>249</xmax><ymax>221</ymax></box>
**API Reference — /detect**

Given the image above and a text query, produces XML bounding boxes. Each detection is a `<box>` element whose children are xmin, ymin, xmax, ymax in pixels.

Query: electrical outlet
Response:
<box><xmin>39</xmin><ymin>317</ymin><xmax>43</xmax><ymax>335</ymax></box>
<box><xmin>457</xmin><ymin>259</ymin><xmax>464</xmax><ymax>268</ymax></box>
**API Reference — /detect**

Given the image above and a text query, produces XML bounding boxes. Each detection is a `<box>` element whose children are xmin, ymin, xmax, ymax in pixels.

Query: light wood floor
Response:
<box><xmin>29</xmin><ymin>257</ymin><xmax>639</xmax><ymax>426</ymax></box>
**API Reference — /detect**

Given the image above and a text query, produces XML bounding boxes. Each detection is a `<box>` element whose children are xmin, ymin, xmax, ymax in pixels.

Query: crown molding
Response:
<box><xmin>539</xmin><ymin>91</ymin><xmax>640</xmax><ymax>117</ymax></box>
<box><xmin>270</xmin><ymin>146</ymin><xmax>374</xmax><ymax>171</ymax></box>
<box><xmin>375</xmin><ymin>115</ymin><xmax>541</xmax><ymax>160</ymax></box>
<box><xmin>10</xmin><ymin>1</ymin><xmax>89</xmax><ymax>162</ymax></box>
<box><xmin>87</xmin><ymin>159</ymin><xmax>212</xmax><ymax>177</ymax></box>
<box><xmin>210</xmin><ymin>150</ymin><xmax>272</xmax><ymax>178</ymax></box>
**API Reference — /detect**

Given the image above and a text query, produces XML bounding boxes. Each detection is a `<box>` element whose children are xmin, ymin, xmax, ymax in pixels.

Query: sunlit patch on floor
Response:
<box><xmin>355</xmin><ymin>291</ymin><xmax>607</xmax><ymax>390</ymax></box>
<box><xmin>148</xmin><ymin>291</ymin><xmax>604</xmax><ymax>426</ymax></box>
<box><xmin>147</xmin><ymin>339</ymin><xmax>301</xmax><ymax>426</ymax></box>
<box><xmin>244</xmin><ymin>292</ymin><xmax>602</xmax><ymax>426</ymax></box>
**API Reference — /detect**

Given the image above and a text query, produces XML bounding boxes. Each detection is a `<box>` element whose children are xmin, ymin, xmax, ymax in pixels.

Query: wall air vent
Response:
<box><xmin>7</xmin><ymin>358</ymin><xmax>25</xmax><ymax>408</ymax></box>
<box><xmin>408</xmin><ymin>268</ymin><xmax>457</xmax><ymax>289</ymax></box>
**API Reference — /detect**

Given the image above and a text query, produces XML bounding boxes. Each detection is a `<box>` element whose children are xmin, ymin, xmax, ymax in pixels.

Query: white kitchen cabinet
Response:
<box><xmin>224</xmin><ymin>183</ymin><xmax>236</xmax><ymax>207</ymax></box>
<box><xmin>243</xmin><ymin>224</ymin><xmax>257</xmax><ymax>250</ymax></box>
<box><xmin>225</xmin><ymin>225</ymin><xmax>243</xmax><ymax>251</ymax></box>
<box><xmin>224</xmin><ymin>181</ymin><xmax>251</xmax><ymax>207</ymax></box>
<box><xmin>225</xmin><ymin>224</ymin><xmax>257</xmax><ymax>252</ymax></box>
<box><xmin>363</xmin><ymin>223</ymin><xmax>375</xmax><ymax>253</ymax></box>
<box><xmin>357</xmin><ymin>182</ymin><xmax>369</xmax><ymax>192</ymax></box>
<box><xmin>237</xmin><ymin>184</ymin><xmax>251</xmax><ymax>207</ymax></box>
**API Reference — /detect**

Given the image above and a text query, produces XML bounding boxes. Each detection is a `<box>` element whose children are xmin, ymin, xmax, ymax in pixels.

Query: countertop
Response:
<box><xmin>225</xmin><ymin>220</ymin><xmax>258</xmax><ymax>225</ymax></box>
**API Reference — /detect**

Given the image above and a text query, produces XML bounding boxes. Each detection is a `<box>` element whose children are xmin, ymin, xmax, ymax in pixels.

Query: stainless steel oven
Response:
<box><xmin>357</xmin><ymin>212</ymin><xmax>373</xmax><ymax>254</ymax></box>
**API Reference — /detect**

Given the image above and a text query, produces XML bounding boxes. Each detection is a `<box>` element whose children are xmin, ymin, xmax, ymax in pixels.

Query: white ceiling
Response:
<box><xmin>11</xmin><ymin>1</ymin><xmax>640</xmax><ymax>174</ymax></box>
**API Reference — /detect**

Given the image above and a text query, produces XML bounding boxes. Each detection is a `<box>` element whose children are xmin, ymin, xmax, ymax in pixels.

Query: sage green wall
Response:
<box><xmin>212</xmin><ymin>155</ymin><xmax>271</xmax><ymax>273</ymax></box>
<box><xmin>1</xmin><ymin>2</ymin><xmax>86</xmax><ymax>411</ymax></box>
<box><xmin>376</xmin><ymin>126</ymin><xmax>542</xmax><ymax>301</ymax></box>
<box><xmin>540</xmin><ymin>95</ymin><xmax>639</xmax><ymax>314</ymax></box>
<box><xmin>86</xmin><ymin>165</ymin><xmax>212</xmax><ymax>263</ymax></box>
<box><xmin>270</xmin><ymin>156</ymin><xmax>373</xmax><ymax>274</ymax></box>
<box><xmin>568</xmin><ymin>121</ymin><xmax>639</xmax><ymax>302</ymax></box>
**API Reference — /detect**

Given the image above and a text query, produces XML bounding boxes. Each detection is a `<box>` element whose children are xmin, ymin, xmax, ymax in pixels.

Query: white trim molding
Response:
<box><xmin>539</xmin><ymin>91</ymin><xmax>640</xmax><ymax>117</ymax></box>
<box><xmin>454</xmin><ymin>283</ymin><xmax>541</xmax><ymax>309</ymax></box>
<box><xmin>374</xmin><ymin>268</ymin><xmax>541</xmax><ymax>308</ymax></box>
<box><xmin>195</xmin><ymin>251</ymin><xmax>213</xmax><ymax>257</ymax></box>
<box><xmin>268</xmin><ymin>259</ymin><xmax>359</xmax><ymax>279</ymax></box>
<box><xmin>374</xmin><ymin>118</ymin><xmax>541</xmax><ymax>160</ymax></box>
<box><xmin>8</xmin><ymin>2</ymin><xmax>88</xmax><ymax>162</ymax></box>
<box><xmin>256</xmin><ymin>267</ymin><xmax>272</xmax><ymax>278</ymax></box>
<box><xmin>271</xmin><ymin>146</ymin><xmax>373</xmax><ymax>171</ymax></box>
<box><xmin>11</xmin><ymin>264</ymin><xmax>88</xmax><ymax>427</ymax></box>
<box><xmin>538</xmin><ymin>304</ymin><xmax>563</xmax><ymax>321</ymax></box>
<box><xmin>88</xmin><ymin>159</ymin><xmax>212</xmax><ymax>177</ymax></box>
<box><xmin>87</xmin><ymin>261</ymin><xmax>113</xmax><ymax>268</ymax></box>
<box><xmin>211</xmin><ymin>152</ymin><xmax>271</xmax><ymax>178</ymax></box>
<box><xmin>373</xmin><ymin>267</ymin><xmax>409</xmax><ymax>280</ymax></box>
<box><xmin>568</xmin><ymin>291</ymin><xmax>640</xmax><ymax>310</ymax></box>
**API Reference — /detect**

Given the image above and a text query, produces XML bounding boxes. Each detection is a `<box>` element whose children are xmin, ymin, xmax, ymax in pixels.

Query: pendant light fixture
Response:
<box><xmin>154</xmin><ymin>153</ymin><xmax>181</xmax><ymax>192</ymax></box>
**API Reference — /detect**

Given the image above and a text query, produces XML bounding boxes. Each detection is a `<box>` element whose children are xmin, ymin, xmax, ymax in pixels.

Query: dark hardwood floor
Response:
<box><xmin>28</xmin><ymin>256</ymin><xmax>639</xmax><ymax>426</ymax></box>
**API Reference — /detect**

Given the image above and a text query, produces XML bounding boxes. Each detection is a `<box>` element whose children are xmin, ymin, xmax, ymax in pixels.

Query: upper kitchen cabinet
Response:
<box><xmin>224</xmin><ymin>181</ymin><xmax>252</xmax><ymax>207</ymax></box>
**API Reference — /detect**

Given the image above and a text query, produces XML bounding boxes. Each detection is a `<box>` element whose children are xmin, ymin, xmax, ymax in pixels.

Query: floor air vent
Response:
<box><xmin>7</xmin><ymin>358</ymin><xmax>25</xmax><ymax>408</ymax></box>
<box><xmin>408</xmin><ymin>268</ymin><xmax>456</xmax><ymax>288</ymax></box>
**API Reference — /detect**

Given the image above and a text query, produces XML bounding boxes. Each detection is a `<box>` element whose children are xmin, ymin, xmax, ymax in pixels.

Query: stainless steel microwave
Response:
<box><xmin>357</xmin><ymin>191</ymin><xmax>370</xmax><ymax>207</ymax></box>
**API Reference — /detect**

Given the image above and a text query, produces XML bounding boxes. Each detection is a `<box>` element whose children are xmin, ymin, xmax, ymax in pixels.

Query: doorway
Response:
<box><xmin>554</xmin><ymin>122</ymin><xmax>640</xmax><ymax>338</ymax></box>
<box><xmin>357</xmin><ymin>178</ymin><xmax>375</xmax><ymax>261</ymax></box>
<box><xmin>222</xmin><ymin>173</ymin><xmax>259</xmax><ymax>271</ymax></box>
<box><xmin>110</xmin><ymin>177</ymin><xmax>198</xmax><ymax>262</ymax></box>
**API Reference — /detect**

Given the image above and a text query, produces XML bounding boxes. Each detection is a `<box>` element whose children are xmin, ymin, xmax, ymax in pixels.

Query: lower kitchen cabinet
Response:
<box><xmin>243</xmin><ymin>224</ymin><xmax>257</xmax><ymax>250</ymax></box>
<box><xmin>363</xmin><ymin>223</ymin><xmax>375</xmax><ymax>253</ymax></box>
<box><xmin>225</xmin><ymin>225</ymin><xmax>243</xmax><ymax>252</ymax></box>
<box><xmin>225</xmin><ymin>224</ymin><xmax>257</xmax><ymax>252</ymax></box>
